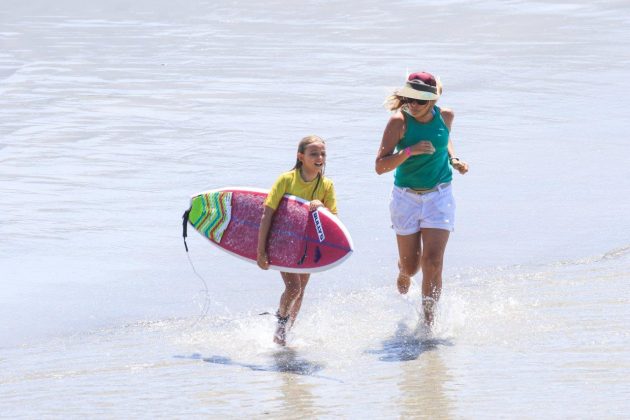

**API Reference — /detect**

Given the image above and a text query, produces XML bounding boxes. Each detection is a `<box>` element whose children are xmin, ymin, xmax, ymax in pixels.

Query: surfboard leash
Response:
<box><xmin>181</xmin><ymin>207</ymin><xmax>213</xmax><ymax>328</ymax></box>
<box><xmin>185</xmin><ymin>251</ymin><xmax>212</xmax><ymax>328</ymax></box>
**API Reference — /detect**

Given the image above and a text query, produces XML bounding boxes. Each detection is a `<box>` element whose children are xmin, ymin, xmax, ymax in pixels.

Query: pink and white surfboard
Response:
<box><xmin>185</xmin><ymin>187</ymin><xmax>353</xmax><ymax>273</ymax></box>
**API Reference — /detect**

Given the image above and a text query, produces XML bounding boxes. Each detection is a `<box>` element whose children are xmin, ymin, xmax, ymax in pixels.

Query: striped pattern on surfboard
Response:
<box><xmin>189</xmin><ymin>191</ymin><xmax>232</xmax><ymax>244</ymax></box>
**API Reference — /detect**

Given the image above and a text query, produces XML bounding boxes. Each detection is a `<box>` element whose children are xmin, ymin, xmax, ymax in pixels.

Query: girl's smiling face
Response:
<box><xmin>298</xmin><ymin>142</ymin><xmax>326</xmax><ymax>176</ymax></box>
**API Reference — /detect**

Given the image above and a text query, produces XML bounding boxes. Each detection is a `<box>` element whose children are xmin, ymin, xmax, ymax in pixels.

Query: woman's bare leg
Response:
<box><xmin>395</xmin><ymin>232</ymin><xmax>422</xmax><ymax>294</ymax></box>
<box><xmin>419</xmin><ymin>228</ymin><xmax>450</xmax><ymax>326</ymax></box>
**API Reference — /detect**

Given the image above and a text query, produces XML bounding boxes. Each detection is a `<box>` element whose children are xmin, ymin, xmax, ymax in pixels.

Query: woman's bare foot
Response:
<box><xmin>397</xmin><ymin>272</ymin><xmax>411</xmax><ymax>294</ymax></box>
<box><xmin>397</xmin><ymin>260</ymin><xmax>412</xmax><ymax>294</ymax></box>
<box><xmin>422</xmin><ymin>296</ymin><xmax>436</xmax><ymax>326</ymax></box>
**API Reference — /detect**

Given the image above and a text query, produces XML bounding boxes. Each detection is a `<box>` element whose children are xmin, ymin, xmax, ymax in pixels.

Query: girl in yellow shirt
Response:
<box><xmin>257</xmin><ymin>135</ymin><xmax>337</xmax><ymax>346</ymax></box>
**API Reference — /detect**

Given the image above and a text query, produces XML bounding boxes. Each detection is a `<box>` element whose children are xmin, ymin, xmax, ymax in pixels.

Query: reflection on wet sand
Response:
<box><xmin>274</xmin><ymin>350</ymin><xmax>320</xmax><ymax>419</ymax></box>
<box><xmin>367</xmin><ymin>322</ymin><xmax>455</xmax><ymax>418</ymax></box>
<box><xmin>181</xmin><ymin>350</ymin><xmax>330</xmax><ymax>417</ymax></box>
<box><xmin>366</xmin><ymin>322</ymin><xmax>452</xmax><ymax>362</ymax></box>
<box><xmin>180</xmin><ymin>349</ymin><xmax>324</xmax><ymax>375</ymax></box>
<box><xmin>399</xmin><ymin>344</ymin><xmax>454</xmax><ymax>418</ymax></box>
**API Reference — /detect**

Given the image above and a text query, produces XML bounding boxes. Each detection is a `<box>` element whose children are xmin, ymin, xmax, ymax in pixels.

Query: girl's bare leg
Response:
<box><xmin>274</xmin><ymin>272</ymin><xmax>310</xmax><ymax>345</ymax></box>
<box><xmin>287</xmin><ymin>274</ymin><xmax>310</xmax><ymax>325</ymax></box>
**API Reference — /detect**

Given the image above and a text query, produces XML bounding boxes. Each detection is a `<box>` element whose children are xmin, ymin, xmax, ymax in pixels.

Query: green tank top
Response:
<box><xmin>394</xmin><ymin>106</ymin><xmax>452</xmax><ymax>189</ymax></box>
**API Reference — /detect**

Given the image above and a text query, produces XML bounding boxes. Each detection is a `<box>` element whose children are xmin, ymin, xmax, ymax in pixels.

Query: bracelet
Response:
<box><xmin>404</xmin><ymin>147</ymin><xmax>411</xmax><ymax>157</ymax></box>
<box><xmin>449</xmin><ymin>156</ymin><xmax>460</xmax><ymax>163</ymax></box>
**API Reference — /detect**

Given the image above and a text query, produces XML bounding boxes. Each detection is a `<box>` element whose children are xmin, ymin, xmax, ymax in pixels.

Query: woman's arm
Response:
<box><xmin>375</xmin><ymin>113</ymin><xmax>435</xmax><ymax>175</ymax></box>
<box><xmin>441</xmin><ymin>108</ymin><xmax>469</xmax><ymax>175</ymax></box>
<box><xmin>257</xmin><ymin>205</ymin><xmax>275</xmax><ymax>269</ymax></box>
<box><xmin>375</xmin><ymin>114</ymin><xmax>406</xmax><ymax>175</ymax></box>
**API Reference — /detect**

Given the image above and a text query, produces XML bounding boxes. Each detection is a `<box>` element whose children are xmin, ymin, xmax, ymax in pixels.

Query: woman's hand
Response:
<box><xmin>257</xmin><ymin>250</ymin><xmax>269</xmax><ymax>270</ymax></box>
<box><xmin>410</xmin><ymin>141</ymin><xmax>435</xmax><ymax>156</ymax></box>
<box><xmin>309</xmin><ymin>200</ymin><xmax>324</xmax><ymax>212</ymax></box>
<box><xmin>451</xmin><ymin>158</ymin><xmax>469</xmax><ymax>174</ymax></box>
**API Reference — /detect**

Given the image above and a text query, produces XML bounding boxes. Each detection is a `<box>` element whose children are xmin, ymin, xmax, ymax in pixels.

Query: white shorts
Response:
<box><xmin>389</xmin><ymin>184</ymin><xmax>456</xmax><ymax>235</ymax></box>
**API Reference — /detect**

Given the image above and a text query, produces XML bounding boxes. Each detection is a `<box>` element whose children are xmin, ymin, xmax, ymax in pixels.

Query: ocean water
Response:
<box><xmin>1</xmin><ymin>0</ymin><xmax>629</xmax><ymax>417</ymax></box>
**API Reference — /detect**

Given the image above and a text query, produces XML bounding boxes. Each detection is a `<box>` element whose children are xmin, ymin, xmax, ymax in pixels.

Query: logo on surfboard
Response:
<box><xmin>312</xmin><ymin>210</ymin><xmax>325</xmax><ymax>242</ymax></box>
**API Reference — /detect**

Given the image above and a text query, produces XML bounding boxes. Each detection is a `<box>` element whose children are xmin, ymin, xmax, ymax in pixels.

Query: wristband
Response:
<box><xmin>404</xmin><ymin>147</ymin><xmax>411</xmax><ymax>157</ymax></box>
<box><xmin>449</xmin><ymin>156</ymin><xmax>460</xmax><ymax>164</ymax></box>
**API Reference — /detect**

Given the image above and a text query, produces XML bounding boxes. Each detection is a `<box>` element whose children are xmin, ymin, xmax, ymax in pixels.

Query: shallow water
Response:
<box><xmin>3</xmin><ymin>253</ymin><xmax>629</xmax><ymax>417</ymax></box>
<box><xmin>2</xmin><ymin>0</ymin><xmax>630</xmax><ymax>417</ymax></box>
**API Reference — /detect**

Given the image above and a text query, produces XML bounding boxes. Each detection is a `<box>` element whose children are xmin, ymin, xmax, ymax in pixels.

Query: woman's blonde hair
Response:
<box><xmin>383</xmin><ymin>77</ymin><xmax>443</xmax><ymax>112</ymax></box>
<box><xmin>383</xmin><ymin>94</ymin><xmax>409</xmax><ymax>112</ymax></box>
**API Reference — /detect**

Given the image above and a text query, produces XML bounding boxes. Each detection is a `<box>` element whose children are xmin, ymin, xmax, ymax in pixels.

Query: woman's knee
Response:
<box><xmin>399</xmin><ymin>256</ymin><xmax>420</xmax><ymax>276</ymax></box>
<box><xmin>421</xmin><ymin>254</ymin><xmax>443</xmax><ymax>272</ymax></box>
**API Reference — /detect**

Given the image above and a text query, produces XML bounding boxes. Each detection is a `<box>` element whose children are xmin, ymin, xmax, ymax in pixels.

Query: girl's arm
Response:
<box><xmin>317</xmin><ymin>181</ymin><xmax>338</xmax><ymax>215</ymax></box>
<box><xmin>309</xmin><ymin>200</ymin><xmax>323</xmax><ymax>212</ymax></box>
<box><xmin>257</xmin><ymin>206</ymin><xmax>275</xmax><ymax>269</ymax></box>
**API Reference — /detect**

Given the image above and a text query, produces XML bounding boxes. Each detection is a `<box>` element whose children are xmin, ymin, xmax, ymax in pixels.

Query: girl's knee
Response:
<box><xmin>284</xmin><ymin>281</ymin><xmax>303</xmax><ymax>296</ymax></box>
<box><xmin>282</xmin><ymin>273</ymin><xmax>309</xmax><ymax>297</ymax></box>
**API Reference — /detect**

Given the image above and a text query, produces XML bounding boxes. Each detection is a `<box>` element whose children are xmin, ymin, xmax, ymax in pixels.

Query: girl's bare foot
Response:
<box><xmin>273</xmin><ymin>324</ymin><xmax>286</xmax><ymax>346</ymax></box>
<box><xmin>273</xmin><ymin>311</ymin><xmax>290</xmax><ymax>346</ymax></box>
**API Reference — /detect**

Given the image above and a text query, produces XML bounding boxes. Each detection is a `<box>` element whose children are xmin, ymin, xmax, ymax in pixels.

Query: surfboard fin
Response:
<box><xmin>297</xmin><ymin>244</ymin><xmax>308</xmax><ymax>265</ymax></box>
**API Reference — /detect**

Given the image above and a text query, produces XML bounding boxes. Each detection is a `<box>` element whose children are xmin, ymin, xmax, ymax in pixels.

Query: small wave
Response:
<box><xmin>600</xmin><ymin>245</ymin><xmax>630</xmax><ymax>261</ymax></box>
<box><xmin>553</xmin><ymin>244</ymin><xmax>630</xmax><ymax>266</ymax></box>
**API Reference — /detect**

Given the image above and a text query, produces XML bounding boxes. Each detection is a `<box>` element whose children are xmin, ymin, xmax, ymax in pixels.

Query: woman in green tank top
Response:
<box><xmin>375</xmin><ymin>72</ymin><xmax>469</xmax><ymax>328</ymax></box>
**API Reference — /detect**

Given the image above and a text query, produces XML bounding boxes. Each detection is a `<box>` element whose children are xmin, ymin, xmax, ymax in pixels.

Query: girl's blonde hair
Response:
<box><xmin>292</xmin><ymin>135</ymin><xmax>326</xmax><ymax>199</ymax></box>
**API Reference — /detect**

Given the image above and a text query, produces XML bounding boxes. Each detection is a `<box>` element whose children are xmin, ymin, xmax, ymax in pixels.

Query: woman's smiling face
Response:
<box><xmin>405</xmin><ymin>98</ymin><xmax>435</xmax><ymax>119</ymax></box>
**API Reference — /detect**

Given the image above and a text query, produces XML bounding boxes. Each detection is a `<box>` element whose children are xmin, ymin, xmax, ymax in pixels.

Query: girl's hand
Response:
<box><xmin>257</xmin><ymin>251</ymin><xmax>269</xmax><ymax>270</ymax></box>
<box><xmin>309</xmin><ymin>200</ymin><xmax>324</xmax><ymax>212</ymax></box>
<box><xmin>410</xmin><ymin>141</ymin><xmax>435</xmax><ymax>156</ymax></box>
<box><xmin>451</xmin><ymin>158</ymin><xmax>469</xmax><ymax>174</ymax></box>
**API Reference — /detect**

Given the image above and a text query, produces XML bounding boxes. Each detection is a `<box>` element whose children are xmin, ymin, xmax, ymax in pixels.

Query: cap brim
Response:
<box><xmin>397</xmin><ymin>86</ymin><xmax>439</xmax><ymax>100</ymax></box>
